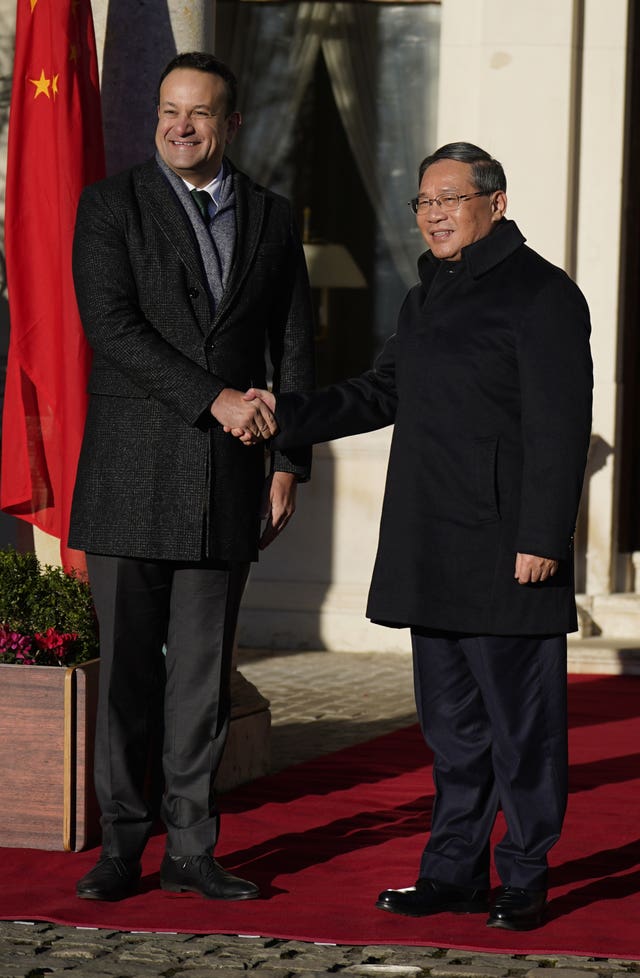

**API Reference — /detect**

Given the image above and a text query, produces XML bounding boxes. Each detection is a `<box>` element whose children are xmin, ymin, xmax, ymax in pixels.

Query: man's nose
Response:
<box><xmin>427</xmin><ymin>204</ymin><xmax>446</xmax><ymax>221</ymax></box>
<box><xmin>174</xmin><ymin>114</ymin><xmax>195</xmax><ymax>133</ymax></box>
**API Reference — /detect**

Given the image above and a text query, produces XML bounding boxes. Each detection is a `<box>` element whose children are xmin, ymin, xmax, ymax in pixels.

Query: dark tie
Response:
<box><xmin>190</xmin><ymin>188</ymin><xmax>213</xmax><ymax>222</ymax></box>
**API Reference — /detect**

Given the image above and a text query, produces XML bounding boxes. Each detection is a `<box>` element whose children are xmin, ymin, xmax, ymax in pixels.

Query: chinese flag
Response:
<box><xmin>1</xmin><ymin>0</ymin><xmax>105</xmax><ymax>572</ymax></box>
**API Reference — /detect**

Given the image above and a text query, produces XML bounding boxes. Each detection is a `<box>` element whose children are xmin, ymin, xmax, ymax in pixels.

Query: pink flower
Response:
<box><xmin>15</xmin><ymin>648</ymin><xmax>36</xmax><ymax>665</ymax></box>
<box><xmin>0</xmin><ymin>625</ymin><xmax>34</xmax><ymax>663</ymax></box>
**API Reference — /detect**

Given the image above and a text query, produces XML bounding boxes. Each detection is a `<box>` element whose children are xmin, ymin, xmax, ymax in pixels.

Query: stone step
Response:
<box><xmin>586</xmin><ymin>592</ymin><xmax>640</xmax><ymax>639</ymax></box>
<box><xmin>568</xmin><ymin>635</ymin><xmax>640</xmax><ymax>675</ymax></box>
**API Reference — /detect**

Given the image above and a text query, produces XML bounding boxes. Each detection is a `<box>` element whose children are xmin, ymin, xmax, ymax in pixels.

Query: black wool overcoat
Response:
<box><xmin>274</xmin><ymin>220</ymin><xmax>593</xmax><ymax>635</ymax></box>
<box><xmin>69</xmin><ymin>158</ymin><xmax>314</xmax><ymax>562</ymax></box>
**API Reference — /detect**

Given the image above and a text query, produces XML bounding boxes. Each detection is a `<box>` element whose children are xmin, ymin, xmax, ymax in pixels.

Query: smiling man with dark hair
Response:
<box><xmin>70</xmin><ymin>53</ymin><xmax>314</xmax><ymax>904</ymax></box>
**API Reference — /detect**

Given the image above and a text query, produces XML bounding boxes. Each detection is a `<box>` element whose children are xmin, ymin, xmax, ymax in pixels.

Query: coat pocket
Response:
<box><xmin>473</xmin><ymin>436</ymin><xmax>500</xmax><ymax>522</ymax></box>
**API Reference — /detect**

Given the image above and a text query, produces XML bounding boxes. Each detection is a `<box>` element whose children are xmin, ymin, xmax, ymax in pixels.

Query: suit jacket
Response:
<box><xmin>273</xmin><ymin>220</ymin><xmax>593</xmax><ymax>635</ymax></box>
<box><xmin>69</xmin><ymin>158</ymin><xmax>314</xmax><ymax>562</ymax></box>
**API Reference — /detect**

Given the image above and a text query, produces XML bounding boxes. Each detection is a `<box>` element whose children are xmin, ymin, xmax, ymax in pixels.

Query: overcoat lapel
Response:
<box><xmin>209</xmin><ymin>168</ymin><xmax>265</xmax><ymax>335</ymax></box>
<box><xmin>135</xmin><ymin>162</ymin><xmax>209</xmax><ymax>295</ymax></box>
<box><xmin>132</xmin><ymin>160</ymin><xmax>266</xmax><ymax>340</ymax></box>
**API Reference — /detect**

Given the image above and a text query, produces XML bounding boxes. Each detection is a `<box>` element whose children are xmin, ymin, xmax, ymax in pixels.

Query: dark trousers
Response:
<box><xmin>411</xmin><ymin>629</ymin><xmax>568</xmax><ymax>891</ymax></box>
<box><xmin>87</xmin><ymin>553</ymin><xmax>250</xmax><ymax>860</ymax></box>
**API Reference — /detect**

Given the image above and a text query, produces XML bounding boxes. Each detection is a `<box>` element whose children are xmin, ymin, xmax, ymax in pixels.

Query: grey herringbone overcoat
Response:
<box><xmin>69</xmin><ymin>158</ymin><xmax>314</xmax><ymax>562</ymax></box>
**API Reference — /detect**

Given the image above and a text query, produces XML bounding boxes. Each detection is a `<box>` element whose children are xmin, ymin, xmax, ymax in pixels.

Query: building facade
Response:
<box><xmin>1</xmin><ymin>0</ymin><xmax>638</xmax><ymax>670</ymax></box>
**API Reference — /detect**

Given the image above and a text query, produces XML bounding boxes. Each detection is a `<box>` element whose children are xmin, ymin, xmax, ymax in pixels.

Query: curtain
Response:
<box><xmin>215</xmin><ymin>2</ymin><xmax>334</xmax><ymax>194</ymax></box>
<box><xmin>322</xmin><ymin>3</ymin><xmax>440</xmax><ymax>287</ymax></box>
<box><xmin>215</xmin><ymin>2</ymin><xmax>441</xmax><ymax>293</ymax></box>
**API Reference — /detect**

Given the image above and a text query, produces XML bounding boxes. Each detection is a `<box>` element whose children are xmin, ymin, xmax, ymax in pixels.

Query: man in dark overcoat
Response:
<box><xmin>69</xmin><ymin>53</ymin><xmax>314</xmax><ymax>902</ymax></box>
<box><xmin>239</xmin><ymin>142</ymin><xmax>592</xmax><ymax>930</ymax></box>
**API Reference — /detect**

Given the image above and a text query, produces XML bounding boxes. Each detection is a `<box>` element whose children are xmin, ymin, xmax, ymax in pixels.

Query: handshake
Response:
<box><xmin>210</xmin><ymin>387</ymin><xmax>278</xmax><ymax>446</ymax></box>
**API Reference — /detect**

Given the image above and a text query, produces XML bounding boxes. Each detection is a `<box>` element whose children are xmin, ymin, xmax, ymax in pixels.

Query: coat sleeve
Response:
<box><xmin>72</xmin><ymin>184</ymin><xmax>226</xmax><ymax>426</ymax></box>
<box><xmin>514</xmin><ymin>272</ymin><xmax>593</xmax><ymax>560</ymax></box>
<box><xmin>272</xmin><ymin>329</ymin><xmax>399</xmax><ymax>451</ymax></box>
<box><xmin>265</xmin><ymin>207</ymin><xmax>315</xmax><ymax>480</ymax></box>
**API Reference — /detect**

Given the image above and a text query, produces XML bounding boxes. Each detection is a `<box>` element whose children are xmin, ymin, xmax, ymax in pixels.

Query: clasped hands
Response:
<box><xmin>210</xmin><ymin>387</ymin><xmax>275</xmax><ymax>445</ymax></box>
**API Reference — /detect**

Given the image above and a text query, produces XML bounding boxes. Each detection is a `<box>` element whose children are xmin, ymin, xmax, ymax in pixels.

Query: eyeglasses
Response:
<box><xmin>408</xmin><ymin>191</ymin><xmax>490</xmax><ymax>214</ymax></box>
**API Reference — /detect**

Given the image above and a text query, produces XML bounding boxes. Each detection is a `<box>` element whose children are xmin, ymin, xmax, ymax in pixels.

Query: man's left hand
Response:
<box><xmin>259</xmin><ymin>471</ymin><xmax>297</xmax><ymax>549</ymax></box>
<box><xmin>514</xmin><ymin>553</ymin><xmax>558</xmax><ymax>584</ymax></box>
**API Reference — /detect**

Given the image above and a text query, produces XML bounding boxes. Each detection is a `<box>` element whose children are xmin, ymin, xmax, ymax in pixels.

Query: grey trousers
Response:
<box><xmin>87</xmin><ymin>553</ymin><xmax>250</xmax><ymax>860</ymax></box>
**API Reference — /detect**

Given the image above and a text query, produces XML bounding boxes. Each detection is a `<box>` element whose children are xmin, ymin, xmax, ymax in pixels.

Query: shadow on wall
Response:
<box><xmin>240</xmin><ymin>443</ymin><xmax>336</xmax><ymax>651</ymax></box>
<box><xmin>574</xmin><ymin>433</ymin><xmax>613</xmax><ymax>595</ymax></box>
<box><xmin>100</xmin><ymin>0</ymin><xmax>177</xmax><ymax>176</ymax></box>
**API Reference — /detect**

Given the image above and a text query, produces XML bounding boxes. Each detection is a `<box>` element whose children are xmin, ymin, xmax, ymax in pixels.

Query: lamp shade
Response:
<box><xmin>303</xmin><ymin>243</ymin><xmax>367</xmax><ymax>289</ymax></box>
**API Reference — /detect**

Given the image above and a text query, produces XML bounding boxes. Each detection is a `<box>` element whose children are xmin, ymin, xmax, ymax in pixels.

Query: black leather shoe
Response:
<box><xmin>376</xmin><ymin>877</ymin><xmax>489</xmax><ymax>917</ymax></box>
<box><xmin>76</xmin><ymin>856</ymin><xmax>141</xmax><ymax>901</ymax></box>
<box><xmin>160</xmin><ymin>852</ymin><xmax>259</xmax><ymax>901</ymax></box>
<box><xmin>487</xmin><ymin>886</ymin><xmax>547</xmax><ymax>930</ymax></box>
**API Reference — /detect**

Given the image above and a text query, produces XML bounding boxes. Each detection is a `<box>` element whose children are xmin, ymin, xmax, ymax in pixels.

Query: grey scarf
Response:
<box><xmin>155</xmin><ymin>152</ymin><xmax>237</xmax><ymax>312</ymax></box>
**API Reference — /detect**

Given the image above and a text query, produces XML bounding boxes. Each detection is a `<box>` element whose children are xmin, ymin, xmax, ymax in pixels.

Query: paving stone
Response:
<box><xmin>48</xmin><ymin>941</ymin><xmax>109</xmax><ymax>959</ymax></box>
<box><xmin>61</xmin><ymin>961</ymin><xmax>142</xmax><ymax>977</ymax></box>
<box><xmin>171</xmin><ymin>970</ymin><xmax>273</xmax><ymax>978</ymax></box>
<box><xmin>65</xmin><ymin>965</ymin><xmax>138</xmax><ymax>978</ymax></box>
<box><xmin>342</xmin><ymin>965</ymin><xmax>425</xmax><ymax>976</ymax></box>
<box><xmin>429</xmin><ymin>965</ymin><xmax>508</xmax><ymax>978</ymax></box>
<box><xmin>0</xmin><ymin>943</ymin><xmax>55</xmax><ymax>960</ymax></box>
<box><xmin>0</xmin><ymin>964</ymin><xmax>54</xmax><ymax>978</ymax></box>
<box><xmin>49</xmin><ymin>927</ymin><xmax>120</xmax><ymax>942</ymax></box>
<box><xmin>272</xmin><ymin>946</ymin><xmax>352</xmax><ymax>965</ymax></box>
<box><xmin>0</xmin><ymin>921</ymin><xmax>54</xmax><ymax>937</ymax></box>
<box><xmin>355</xmin><ymin>946</ymin><xmax>444</xmax><ymax>963</ymax></box>
<box><xmin>117</xmin><ymin>942</ymin><xmax>177</xmax><ymax>964</ymax></box>
<box><xmin>258</xmin><ymin>954</ymin><xmax>349</xmax><ymax>971</ymax></box>
<box><xmin>523</xmin><ymin>971</ymin><xmax>610</xmax><ymax>978</ymax></box>
<box><xmin>450</xmin><ymin>954</ymin><xmax>526</xmax><ymax>966</ymax></box>
<box><xmin>524</xmin><ymin>959</ymin><xmax>614</xmax><ymax>970</ymax></box>
<box><xmin>4</xmin><ymin>955</ymin><xmax>91</xmax><ymax>977</ymax></box>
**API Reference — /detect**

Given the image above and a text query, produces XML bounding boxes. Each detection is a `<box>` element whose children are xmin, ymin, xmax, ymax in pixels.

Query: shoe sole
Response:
<box><xmin>160</xmin><ymin>881</ymin><xmax>259</xmax><ymax>901</ymax></box>
<box><xmin>486</xmin><ymin>916</ymin><xmax>544</xmax><ymax>931</ymax></box>
<box><xmin>375</xmin><ymin>900</ymin><xmax>488</xmax><ymax>917</ymax></box>
<box><xmin>76</xmin><ymin>888</ymin><xmax>138</xmax><ymax>901</ymax></box>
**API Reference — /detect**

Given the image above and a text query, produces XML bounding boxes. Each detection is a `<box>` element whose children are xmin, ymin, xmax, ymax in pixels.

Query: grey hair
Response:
<box><xmin>418</xmin><ymin>142</ymin><xmax>506</xmax><ymax>193</ymax></box>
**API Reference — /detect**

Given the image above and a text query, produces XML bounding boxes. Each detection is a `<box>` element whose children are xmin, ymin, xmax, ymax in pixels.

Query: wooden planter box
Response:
<box><xmin>0</xmin><ymin>658</ymin><xmax>100</xmax><ymax>851</ymax></box>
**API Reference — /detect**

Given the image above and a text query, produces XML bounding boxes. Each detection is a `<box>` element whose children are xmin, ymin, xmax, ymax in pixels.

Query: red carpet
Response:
<box><xmin>1</xmin><ymin>674</ymin><xmax>639</xmax><ymax>957</ymax></box>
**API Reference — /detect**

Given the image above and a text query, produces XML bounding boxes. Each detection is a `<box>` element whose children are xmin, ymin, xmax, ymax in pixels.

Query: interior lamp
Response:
<box><xmin>302</xmin><ymin>207</ymin><xmax>367</xmax><ymax>340</ymax></box>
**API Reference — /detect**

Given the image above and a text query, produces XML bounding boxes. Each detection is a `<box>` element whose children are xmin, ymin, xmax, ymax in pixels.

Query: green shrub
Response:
<box><xmin>0</xmin><ymin>549</ymin><xmax>98</xmax><ymax>666</ymax></box>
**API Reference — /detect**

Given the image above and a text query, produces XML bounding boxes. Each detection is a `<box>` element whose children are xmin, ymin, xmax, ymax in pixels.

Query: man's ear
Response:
<box><xmin>491</xmin><ymin>190</ymin><xmax>507</xmax><ymax>222</ymax></box>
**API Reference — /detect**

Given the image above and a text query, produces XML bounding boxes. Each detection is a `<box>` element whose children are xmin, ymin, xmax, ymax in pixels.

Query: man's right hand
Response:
<box><xmin>211</xmin><ymin>388</ymin><xmax>277</xmax><ymax>441</ymax></box>
<box><xmin>223</xmin><ymin>388</ymin><xmax>278</xmax><ymax>446</ymax></box>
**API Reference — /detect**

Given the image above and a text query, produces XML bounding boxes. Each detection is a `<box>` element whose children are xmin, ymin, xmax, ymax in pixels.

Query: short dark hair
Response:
<box><xmin>157</xmin><ymin>52</ymin><xmax>238</xmax><ymax>116</ymax></box>
<box><xmin>418</xmin><ymin>142</ymin><xmax>506</xmax><ymax>194</ymax></box>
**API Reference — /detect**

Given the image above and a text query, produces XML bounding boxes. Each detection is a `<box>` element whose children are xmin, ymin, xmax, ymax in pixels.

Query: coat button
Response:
<box><xmin>188</xmin><ymin>287</ymin><xmax>198</xmax><ymax>299</ymax></box>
